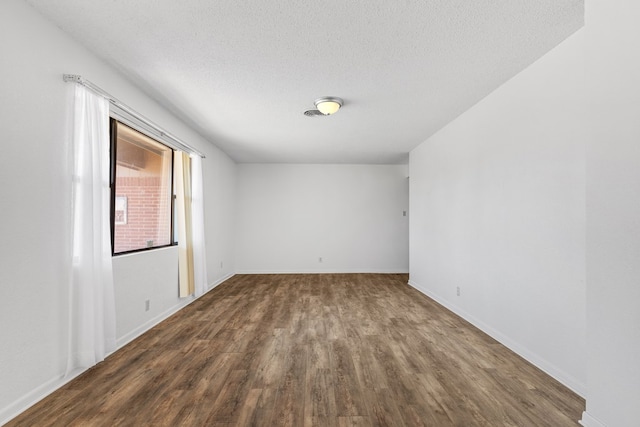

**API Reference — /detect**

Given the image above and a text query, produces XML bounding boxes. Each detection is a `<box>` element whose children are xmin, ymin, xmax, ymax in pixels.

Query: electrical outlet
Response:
<box><xmin>403</xmin><ymin>210</ymin><xmax>407</xmax><ymax>217</ymax></box>
<box><xmin>220</xmin><ymin>261</ymin><xmax>223</xmax><ymax>269</ymax></box>
<box><xmin>145</xmin><ymin>299</ymin><xmax>150</xmax><ymax>311</ymax></box>
<box><xmin>456</xmin><ymin>286</ymin><xmax>460</xmax><ymax>297</ymax></box>
<box><xmin>319</xmin><ymin>257</ymin><xmax>323</xmax><ymax>263</ymax></box>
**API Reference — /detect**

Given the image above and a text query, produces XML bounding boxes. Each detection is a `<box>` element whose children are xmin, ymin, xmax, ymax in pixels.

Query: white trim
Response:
<box><xmin>1</xmin><ymin>272</ymin><xmax>235</xmax><ymax>426</ymax></box>
<box><xmin>116</xmin><ymin>296</ymin><xmax>196</xmax><ymax>349</ymax></box>
<box><xmin>235</xmin><ymin>269</ymin><xmax>410</xmax><ymax>274</ymax></box>
<box><xmin>208</xmin><ymin>272</ymin><xmax>235</xmax><ymax>290</ymax></box>
<box><xmin>579</xmin><ymin>411</ymin><xmax>607</xmax><ymax>427</ymax></box>
<box><xmin>116</xmin><ymin>272</ymin><xmax>234</xmax><ymax>348</ymax></box>
<box><xmin>407</xmin><ymin>279</ymin><xmax>587</xmax><ymax>397</ymax></box>
<box><xmin>0</xmin><ymin>369</ymin><xmax>85</xmax><ymax>426</ymax></box>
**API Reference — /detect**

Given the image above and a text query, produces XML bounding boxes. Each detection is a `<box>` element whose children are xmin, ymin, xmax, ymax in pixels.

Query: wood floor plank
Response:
<box><xmin>270</xmin><ymin>340</ymin><xmax>307</xmax><ymax>427</ymax></box>
<box><xmin>337</xmin><ymin>416</ymin><xmax>371</xmax><ymax>427</ymax></box>
<box><xmin>7</xmin><ymin>274</ymin><xmax>584</xmax><ymax>426</ymax></box>
<box><xmin>329</xmin><ymin>339</ymin><xmax>368</xmax><ymax>417</ymax></box>
<box><xmin>208</xmin><ymin>369</ymin><xmax>254</xmax><ymax>424</ymax></box>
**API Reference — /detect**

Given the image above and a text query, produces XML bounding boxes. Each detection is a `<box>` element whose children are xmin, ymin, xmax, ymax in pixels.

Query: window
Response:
<box><xmin>110</xmin><ymin>119</ymin><xmax>175</xmax><ymax>254</ymax></box>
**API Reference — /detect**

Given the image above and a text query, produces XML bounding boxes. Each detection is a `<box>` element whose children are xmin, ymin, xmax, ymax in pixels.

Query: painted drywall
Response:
<box><xmin>236</xmin><ymin>164</ymin><xmax>409</xmax><ymax>273</ymax></box>
<box><xmin>204</xmin><ymin>152</ymin><xmax>237</xmax><ymax>281</ymax></box>
<box><xmin>409</xmin><ymin>29</ymin><xmax>588</xmax><ymax>396</ymax></box>
<box><xmin>410</xmin><ymin>0</ymin><xmax>640</xmax><ymax>424</ymax></box>
<box><xmin>112</xmin><ymin>248</ymin><xmax>180</xmax><ymax>346</ymax></box>
<box><xmin>0</xmin><ymin>0</ymin><xmax>236</xmax><ymax>423</ymax></box>
<box><xmin>582</xmin><ymin>1</ymin><xmax>640</xmax><ymax>426</ymax></box>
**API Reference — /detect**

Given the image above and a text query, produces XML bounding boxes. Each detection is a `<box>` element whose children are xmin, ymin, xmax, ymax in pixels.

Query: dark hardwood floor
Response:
<box><xmin>8</xmin><ymin>274</ymin><xmax>584</xmax><ymax>426</ymax></box>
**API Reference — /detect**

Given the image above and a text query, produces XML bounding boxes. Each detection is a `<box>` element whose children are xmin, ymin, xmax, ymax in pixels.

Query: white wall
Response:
<box><xmin>204</xmin><ymin>151</ymin><xmax>237</xmax><ymax>280</ymax></box>
<box><xmin>583</xmin><ymin>1</ymin><xmax>640</xmax><ymax>426</ymax></box>
<box><xmin>236</xmin><ymin>164</ymin><xmax>409</xmax><ymax>273</ymax></box>
<box><xmin>410</xmin><ymin>0</ymin><xmax>640</xmax><ymax>425</ymax></box>
<box><xmin>0</xmin><ymin>0</ymin><xmax>236</xmax><ymax>423</ymax></box>
<box><xmin>409</xmin><ymin>28</ymin><xmax>588</xmax><ymax>396</ymax></box>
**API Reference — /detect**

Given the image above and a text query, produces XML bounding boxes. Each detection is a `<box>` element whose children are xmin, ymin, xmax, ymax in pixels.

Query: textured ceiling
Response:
<box><xmin>27</xmin><ymin>0</ymin><xmax>583</xmax><ymax>164</ymax></box>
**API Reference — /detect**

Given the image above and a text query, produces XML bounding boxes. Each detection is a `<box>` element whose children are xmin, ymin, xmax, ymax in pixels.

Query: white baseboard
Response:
<box><xmin>0</xmin><ymin>369</ymin><xmax>85</xmax><ymax>426</ymax></box>
<box><xmin>208</xmin><ymin>272</ymin><xmax>235</xmax><ymax>290</ymax></box>
<box><xmin>116</xmin><ymin>272</ymin><xmax>235</xmax><ymax>348</ymax></box>
<box><xmin>235</xmin><ymin>269</ymin><xmax>409</xmax><ymax>274</ymax></box>
<box><xmin>579</xmin><ymin>411</ymin><xmax>606</xmax><ymax>427</ymax></box>
<box><xmin>1</xmin><ymin>272</ymin><xmax>235</xmax><ymax>427</ymax></box>
<box><xmin>407</xmin><ymin>279</ymin><xmax>587</xmax><ymax>397</ymax></box>
<box><xmin>116</xmin><ymin>296</ymin><xmax>196</xmax><ymax>349</ymax></box>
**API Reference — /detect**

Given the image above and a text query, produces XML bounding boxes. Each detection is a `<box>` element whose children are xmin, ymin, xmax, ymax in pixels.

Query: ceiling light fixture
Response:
<box><xmin>314</xmin><ymin>97</ymin><xmax>343</xmax><ymax>115</ymax></box>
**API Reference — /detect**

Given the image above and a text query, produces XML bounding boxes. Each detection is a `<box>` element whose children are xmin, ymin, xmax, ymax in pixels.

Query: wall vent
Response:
<box><xmin>303</xmin><ymin>109</ymin><xmax>325</xmax><ymax>117</ymax></box>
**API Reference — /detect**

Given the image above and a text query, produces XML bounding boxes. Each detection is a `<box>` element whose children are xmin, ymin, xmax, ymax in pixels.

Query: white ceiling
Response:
<box><xmin>27</xmin><ymin>0</ymin><xmax>583</xmax><ymax>164</ymax></box>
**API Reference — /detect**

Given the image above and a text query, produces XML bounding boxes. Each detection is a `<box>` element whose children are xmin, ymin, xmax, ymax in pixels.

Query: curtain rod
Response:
<box><xmin>63</xmin><ymin>74</ymin><xmax>205</xmax><ymax>158</ymax></box>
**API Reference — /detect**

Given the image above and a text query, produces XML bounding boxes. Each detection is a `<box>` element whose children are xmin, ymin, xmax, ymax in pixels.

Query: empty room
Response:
<box><xmin>1</xmin><ymin>0</ymin><xmax>639</xmax><ymax>426</ymax></box>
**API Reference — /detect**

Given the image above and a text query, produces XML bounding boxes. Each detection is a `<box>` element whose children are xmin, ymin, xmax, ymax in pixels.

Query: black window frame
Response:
<box><xmin>110</xmin><ymin>118</ymin><xmax>177</xmax><ymax>256</ymax></box>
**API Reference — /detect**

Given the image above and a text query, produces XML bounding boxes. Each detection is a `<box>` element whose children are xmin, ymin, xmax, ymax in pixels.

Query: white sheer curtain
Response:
<box><xmin>190</xmin><ymin>154</ymin><xmax>208</xmax><ymax>297</ymax></box>
<box><xmin>66</xmin><ymin>84</ymin><xmax>116</xmax><ymax>374</ymax></box>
